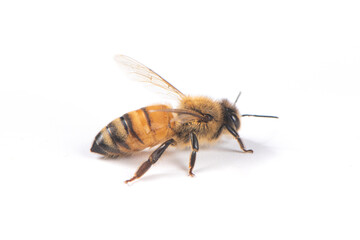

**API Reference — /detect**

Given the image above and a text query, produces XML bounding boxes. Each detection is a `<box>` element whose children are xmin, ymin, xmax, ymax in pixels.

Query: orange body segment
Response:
<box><xmin>91</xmin><ymin>105</ymin><xmax>175</xmax><ymax>156</ymax></box>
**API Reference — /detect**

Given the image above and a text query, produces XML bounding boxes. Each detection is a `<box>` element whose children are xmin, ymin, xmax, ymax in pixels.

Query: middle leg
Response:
<box><xmin>188</xmin><ymin>132</ymin><xmax>199</xmax><ymax>177</ymax></box>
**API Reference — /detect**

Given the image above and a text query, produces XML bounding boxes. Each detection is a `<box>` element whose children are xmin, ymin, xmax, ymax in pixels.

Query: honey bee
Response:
<box><xmin>91</xmin><ymin>55</ymin><xmax>278</xmax><ymax>183</ymax></box>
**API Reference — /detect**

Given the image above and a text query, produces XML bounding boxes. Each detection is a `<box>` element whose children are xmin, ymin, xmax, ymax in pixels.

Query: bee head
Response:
<box><xmin>220</xmin><ymin>99</ymin><xmax>240</xmax><ymax>130</ymax></box>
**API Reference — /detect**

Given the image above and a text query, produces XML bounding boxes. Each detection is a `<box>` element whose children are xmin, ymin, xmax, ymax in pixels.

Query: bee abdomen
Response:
<box><xmin>90</xmin><ymin>117</ymin><xmax>131</xmax><ymax>156</ymax></box>
<box><xmin>91</xmin><ymin>105</ymin><xmax>175</xmax><ymax>156</ymax></box>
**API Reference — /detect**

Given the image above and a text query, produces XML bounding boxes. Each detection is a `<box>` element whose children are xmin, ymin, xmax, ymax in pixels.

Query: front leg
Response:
<box><xmin>225</xmin><ymin>125</ymin><xmax>253</xmax><ymax>153</ymax></box>
<box><xmin>188</xmin><ymin>132</ymin><xmax>199</xmax><ymax>177</ymax></box>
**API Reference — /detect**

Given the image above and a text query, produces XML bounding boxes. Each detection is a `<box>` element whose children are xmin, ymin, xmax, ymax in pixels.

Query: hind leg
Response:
<box><xmin>125</xmin><ymin>139</ymin><xmax>175</xmax><ymax>183</ymax></box>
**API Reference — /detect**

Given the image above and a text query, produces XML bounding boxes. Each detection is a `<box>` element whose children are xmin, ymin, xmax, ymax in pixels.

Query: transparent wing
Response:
<box><xmin>149</xmin><ymin>108</ymin><xmax>204</xmax><ymax>124</ymax></box>
<box><xmin>114</xmin><ymin>55</ymin><xmax>185</xmax><ymax>99</ymax></box>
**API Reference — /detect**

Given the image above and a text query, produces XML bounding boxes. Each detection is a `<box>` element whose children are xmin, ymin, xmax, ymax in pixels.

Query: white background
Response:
<box><xmin>1</xmin><ymin>1</ymin><xmax>359</xmax><ymax>239</ymax></box>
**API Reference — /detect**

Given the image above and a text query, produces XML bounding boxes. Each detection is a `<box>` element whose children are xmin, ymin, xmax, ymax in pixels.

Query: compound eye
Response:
<box><xmin>230</xmin><ymin>114</ymin><xmax>240</xmax><ymax>130</ymax></box>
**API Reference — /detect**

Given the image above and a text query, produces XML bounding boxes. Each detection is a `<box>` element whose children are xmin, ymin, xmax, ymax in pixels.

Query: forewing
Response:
<box><xmin>114</xmin><ymin>55</ymin><xmax>185</xmax><ymax>99</ymax></box>
<box><xmin>149</xmin><ymin>108</ymin><xmax>204</xmax><ymax>124</ymax></box>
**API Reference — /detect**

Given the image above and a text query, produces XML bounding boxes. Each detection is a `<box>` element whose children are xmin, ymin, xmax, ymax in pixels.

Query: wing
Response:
<box><xmin>149</xmin><ymin>108</ymin><xmax>205</xmax><ymax>124</ymax></box>
<box><xmin>114</xmin><ymin>55</ymin><xmax>185</xmax><ymax>99</ymax></box>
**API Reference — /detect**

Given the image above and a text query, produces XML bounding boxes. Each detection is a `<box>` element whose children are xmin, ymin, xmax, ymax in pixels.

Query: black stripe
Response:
<box><xmin>123</xmin><ymin>113</ymin><xmax>145</xmax><ymax>145</ymax></box>
<box><xmin>120</xmin><ymin>116</ymin><xmax>129</xmax><ymax>134</ymax></box>
<box><xmin>141</xmin><ymin>108</ymin><xmax>152</xmax><ymax>128</ymax></box>
<box><xmin>100</xmin><ymin>142</ymin><xmax>122</xmax><ymax>154</ymax></box>
<box><xmin>91</xmin><ymin>140</ymin><xmax>107</xmax><ymax>155</ymax></box>
<box><xmin>107</xmin><ymin>123</ymin><xmax>131</xmax><ymax>150</ymax></box>
<box><xmin>95</xmin><ymin>132</ymin><xmax>122</xmax><ymax>154</ymax></box>
<box><xmin>106</xmin><ymin>126</ymin><xmax>117</xmax><ymax>146</ymax></box>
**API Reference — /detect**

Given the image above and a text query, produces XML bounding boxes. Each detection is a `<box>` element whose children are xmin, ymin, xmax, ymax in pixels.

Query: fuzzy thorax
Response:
<box><xmin>173</xmin><ymin>96</ymin><xmax>228</xmax><ymax>144</ymax></box>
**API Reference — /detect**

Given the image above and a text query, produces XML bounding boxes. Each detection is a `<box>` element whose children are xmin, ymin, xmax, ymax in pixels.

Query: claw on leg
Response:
<box><xmin>124</xmin><ymin>176</ymin><xmax>137</xmax><ymax>184</ymax></box>
<box><xmin>243</xmin><ymin>149</ymin><xmax>253</xmax><ymax>153</ymax></box>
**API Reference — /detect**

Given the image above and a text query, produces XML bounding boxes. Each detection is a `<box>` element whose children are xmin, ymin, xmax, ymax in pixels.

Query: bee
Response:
<box><xmin>91</xmin><ymin>55</ymin><xmax>278</xmax><ymax>183</ymax></box>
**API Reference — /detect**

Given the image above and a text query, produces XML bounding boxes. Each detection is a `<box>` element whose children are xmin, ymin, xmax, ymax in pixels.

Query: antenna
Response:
<box><xmin>234</xmin><ymin>91</ymin><xmax>242</xmax><ymax>105</ymax></box>
<box><xmin>241</xmin><ymin>114</ymin><xmax>279</xmax><ymax>119</ymax></box>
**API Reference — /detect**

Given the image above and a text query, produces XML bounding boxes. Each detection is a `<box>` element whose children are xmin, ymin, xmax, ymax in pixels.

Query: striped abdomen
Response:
<box><xmin>91</xmin><ymin>105</ymin><xmax>175</xmax><ymax>156</ymax></box>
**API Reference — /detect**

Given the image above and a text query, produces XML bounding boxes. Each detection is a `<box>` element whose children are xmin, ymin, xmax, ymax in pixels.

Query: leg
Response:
<box><xmin>188</xmin><ymin>132</ymin><xmax>199</xmax><ymax>177</ymax></box>
<box><xmin>225</xmin><ymin>125</ymin><xmax>253</xmax><ymax>153</ymax></box>
<box><xmin>124</xmin><ymin>139</ymin><xmax>175</xmax><ymax>183</ymax></box>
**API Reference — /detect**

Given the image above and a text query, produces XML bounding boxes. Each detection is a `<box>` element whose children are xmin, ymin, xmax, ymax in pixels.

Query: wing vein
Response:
<box><xmin>114</xmin><ymin>55</ymin><xmax>185</xmax><ymax>99</ymax></box>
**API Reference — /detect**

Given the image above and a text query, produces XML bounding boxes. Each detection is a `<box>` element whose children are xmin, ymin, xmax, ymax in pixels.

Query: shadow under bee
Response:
<box><xmin>100</xmin><ymin>147</ymin><xmax>187</xmax><ymax>173</ymax></box>
<box><xmin>182</xmin><ymin>138</ymin><xmax>277</xmax><ymax>174</ymax></box>
<box><xmin>98</xmin><ymin>138</ymin><xmax>276</xmax><ymax>181</ymax></box>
